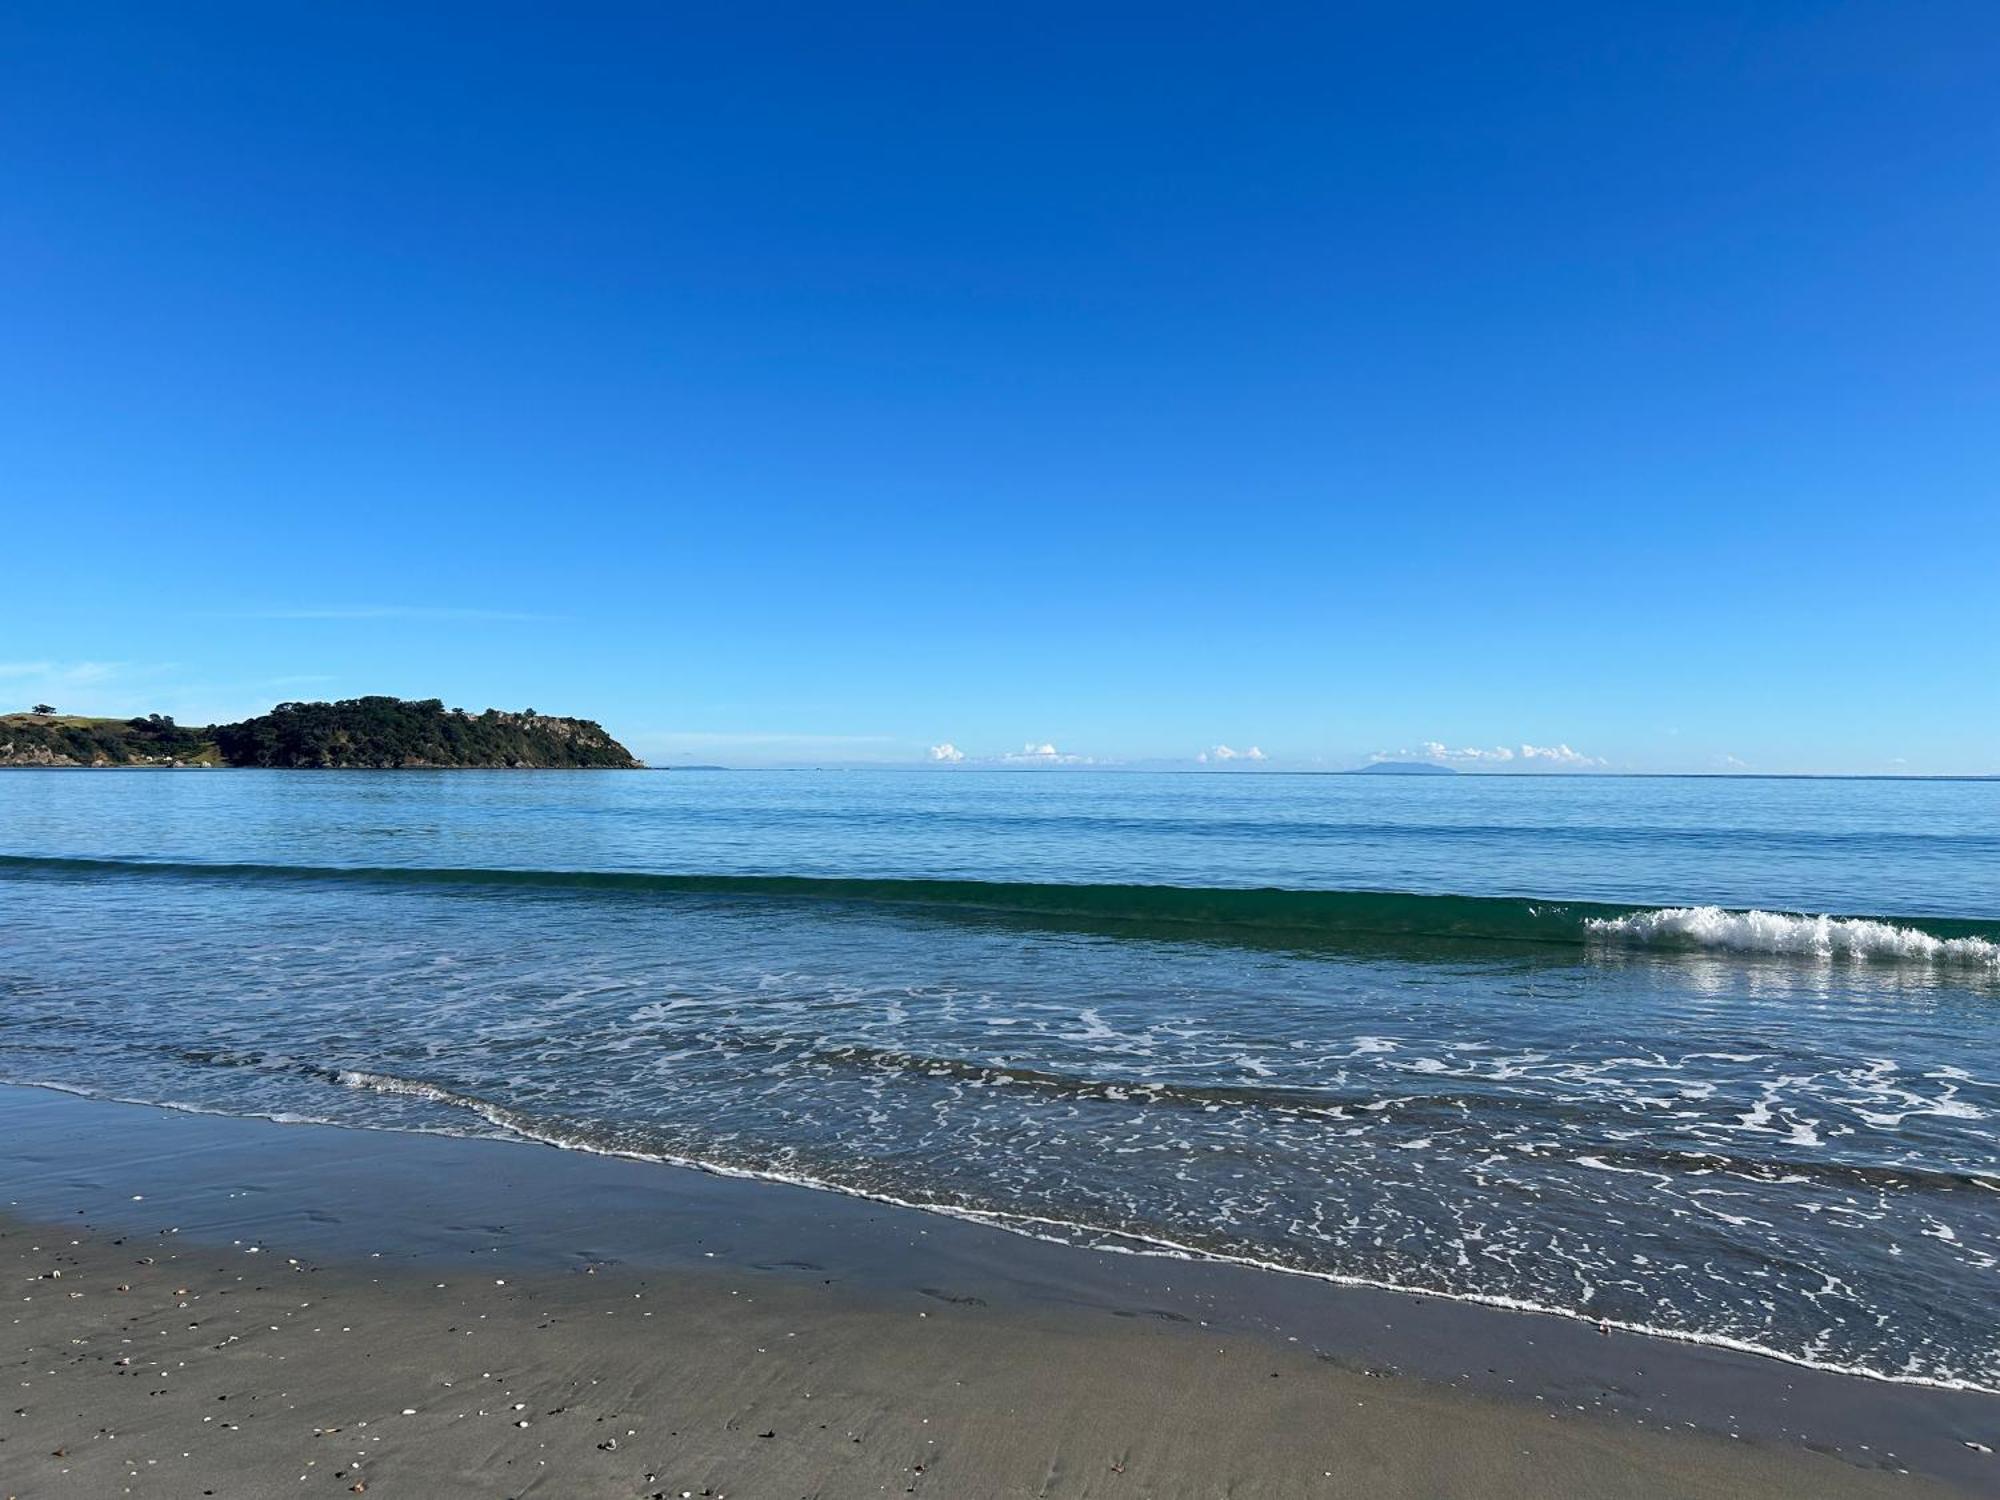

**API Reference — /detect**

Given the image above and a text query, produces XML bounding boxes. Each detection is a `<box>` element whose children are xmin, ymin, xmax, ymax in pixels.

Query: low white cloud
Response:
<box><xmin>920</xmin><ymin>740</ymin><xmax>1101</xmax><ymax>767</ymax></box>
<box><xmin>1376</xmin><ymin>739</ymin><xmax>1603</xmax><ymax>770</ymax></box>
<box><xmin>1198</xmin><ymin>744</ymin><xmax>1267</xmax><ymax>763</ymax></box>
<box><xmin>998</xmin><ymin>740</ymin><xmax>1094</xmax><ymax>765</ymax></box>
<box><xmin>1519</xmin><ymin>743</ymin><xmax>1604</xmax><ymax>766</ymax></box>
<box><xmin>1382</xmin><ymin>741</ymin><xmax>1516</xmax><ymax>763</ymax></box>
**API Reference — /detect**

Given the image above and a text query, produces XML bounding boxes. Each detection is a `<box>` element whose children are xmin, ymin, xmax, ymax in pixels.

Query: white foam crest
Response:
<box><xmin>334</xmin><ymin>1068</ymin><xmax>552</xmax><ymax>1140</ymax></box>
<box><xmin>1585</xmin><ymin>907</ymin><xmax>2000</xmax><ymax>969</ymax></box>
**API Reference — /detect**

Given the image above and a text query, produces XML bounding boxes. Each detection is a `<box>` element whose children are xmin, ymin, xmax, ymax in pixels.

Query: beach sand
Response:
<box><xmin>3</xmin><ymin>1088</ymin><xmax>1993</xmax><ymax>1498</ymax></box>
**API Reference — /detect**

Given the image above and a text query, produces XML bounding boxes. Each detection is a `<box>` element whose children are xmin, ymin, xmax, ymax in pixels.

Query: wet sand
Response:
<box><xmin>3</xmin><ymin>1086</ymin><xmax>1994</xmax><ymax>1498</ymax></box>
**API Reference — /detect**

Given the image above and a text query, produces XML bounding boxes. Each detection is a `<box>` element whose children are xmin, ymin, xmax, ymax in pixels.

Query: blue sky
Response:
<box><xmin>4</xmin><ymin>4</ymin><xmax>1995</xmax><ymax>772</ymax></box>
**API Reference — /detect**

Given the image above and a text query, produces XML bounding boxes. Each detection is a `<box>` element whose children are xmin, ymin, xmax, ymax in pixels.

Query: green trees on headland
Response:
<box><xmin>1</xmin><ymin>696</ymin><xmax>642</xmax><ymax>768</ymax></box>
<box><xmin>213</xmin><ymin>697</ymin><xmax>639</xmax><ymax>769</ymax></box>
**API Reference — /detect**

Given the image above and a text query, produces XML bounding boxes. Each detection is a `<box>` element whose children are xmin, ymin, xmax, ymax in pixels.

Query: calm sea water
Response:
<box><xmin>1</xmin><ymin>770</ymin><xmax>1995</xmax><ymax>1389</ymax></box>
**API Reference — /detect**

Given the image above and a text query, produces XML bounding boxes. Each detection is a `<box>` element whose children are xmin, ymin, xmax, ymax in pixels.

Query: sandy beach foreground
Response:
<box><xmin>3</xmin><ymin>1087</ymin><xmax>1993</xmax><ymax>1499</ymax></box>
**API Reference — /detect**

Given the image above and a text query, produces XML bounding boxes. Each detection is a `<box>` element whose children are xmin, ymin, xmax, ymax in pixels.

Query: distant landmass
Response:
<box><xmin>1347</xmin><ymin>760</ymin><xmax>1458</xmax><ymax>776</ymax></box>
<box><xmin>0</xmin><ymin>697</ymin><xmax>642</xmax><ymax>769</ymax></box>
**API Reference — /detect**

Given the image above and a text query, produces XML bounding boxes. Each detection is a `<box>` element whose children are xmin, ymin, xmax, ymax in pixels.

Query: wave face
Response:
<box><xmin>3</xmin><ymin>854</ymin><xmax>1997</xmax><ymax>969</ymax></box>
<box><xmin>3</xmin><ymin>771</ymin><xmax>1998</xmax><ymax>1392</ymax></box>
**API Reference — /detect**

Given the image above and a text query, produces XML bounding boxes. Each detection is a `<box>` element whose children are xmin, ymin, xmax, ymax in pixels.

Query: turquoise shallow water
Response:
<box><xmin>1</xmin><ymin>770</ymin><xmax>1995</xmax><ymax>1388</ymax></box>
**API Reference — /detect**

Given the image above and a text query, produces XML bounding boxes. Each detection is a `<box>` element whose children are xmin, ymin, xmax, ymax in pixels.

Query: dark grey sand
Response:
<box><xmin>3</xmin><ymin>1087</ymin><xmax>1994</xmax><ymax>1498</ymax></box>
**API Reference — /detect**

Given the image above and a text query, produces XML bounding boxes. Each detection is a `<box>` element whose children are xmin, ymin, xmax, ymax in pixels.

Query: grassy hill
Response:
<box><xmin>1</xmin><ymin>698</ymin><xmax>642</xmax><ymax>769</ymax></box>
<box><xmin>0</xmin><ymin>713</ymin><xmax>221</xmax><ymax>767</ymax></box>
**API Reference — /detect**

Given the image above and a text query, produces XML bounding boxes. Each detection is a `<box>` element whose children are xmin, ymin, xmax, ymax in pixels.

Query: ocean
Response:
<box><xmin>1</xmin><ymin>769</ymin><xmax>1994</xmax><ymax>1391</ymax></box>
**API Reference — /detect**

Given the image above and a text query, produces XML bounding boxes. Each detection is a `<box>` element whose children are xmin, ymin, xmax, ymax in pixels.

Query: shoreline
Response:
<box><xmin>4</xmin><ymin>1084</ymin><xmax>1994</xmax><ymax>1496</ymax></box>
<box><xmin>52</xmin><ymin>1074</ymin><xmax>1995</xmax><ymax>1401</ymax></box>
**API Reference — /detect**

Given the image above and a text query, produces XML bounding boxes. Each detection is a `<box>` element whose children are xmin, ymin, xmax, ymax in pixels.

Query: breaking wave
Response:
<box><xmin>1584</xmin><ymin>906</ymin><xmax>2000</xmax><ymax>967</ymax></box>
<box><xmin>1</xmin><ymin>854</ymin><xmax>1995</xmax><ymax>969</ymax></box>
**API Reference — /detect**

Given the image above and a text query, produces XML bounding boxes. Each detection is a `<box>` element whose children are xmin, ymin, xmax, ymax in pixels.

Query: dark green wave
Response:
<box><xmin>5</xmin><ymin>853</ymin><xmax>1997</xmax><ymax>955</ymax></box>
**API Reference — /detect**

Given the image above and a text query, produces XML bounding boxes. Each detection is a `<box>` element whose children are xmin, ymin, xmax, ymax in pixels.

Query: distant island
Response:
<box><xmin>1346</xmin><ymin>761</ymin><xmax>1458</xmax><ymax>776</ymax></box>
<box><xmin>0</xmin><ymin>697</ymin><xmax>642</xmax><ymax>769</ymax></box>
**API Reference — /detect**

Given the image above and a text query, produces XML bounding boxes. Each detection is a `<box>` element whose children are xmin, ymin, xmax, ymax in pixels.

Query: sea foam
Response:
<box><xmin>1586</xmin><ymin>906</ymin><xmax>2000</xmax><ymax>968</ymax></box>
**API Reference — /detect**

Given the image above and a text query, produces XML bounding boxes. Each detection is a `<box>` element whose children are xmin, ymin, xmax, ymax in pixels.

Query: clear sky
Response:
<box><xmin>4</xmin><ymin>4</ymin><xmax>1996</xmax><ymax>773</ymax></box>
